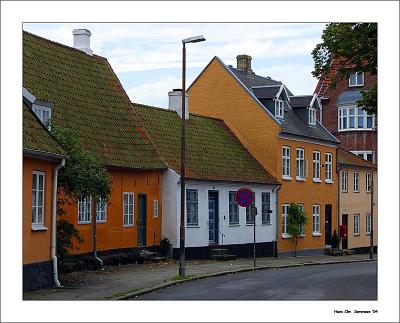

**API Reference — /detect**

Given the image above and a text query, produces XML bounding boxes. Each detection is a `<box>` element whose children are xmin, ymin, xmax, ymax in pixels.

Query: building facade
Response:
<box><xmin>188</xmin><ymin>55</ymin><xmax>339</xmax><ymax>256</ymax></box>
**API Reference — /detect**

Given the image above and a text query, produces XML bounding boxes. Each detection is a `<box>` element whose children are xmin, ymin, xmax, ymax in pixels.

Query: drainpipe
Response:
<box><xmin>337</xmin><ymin>158</ymin><xmax>342</xmax><ymax>251</ymax></box>
<box><xmin>51</xmin><ymin>158</ymin><xmax>65</xmax><ymax>288</ymax></box>
<box><xmin>93</xmin><ymin>198</ymin><xmax>104</xmax><ymax>269</ymax></box>
<box><xmin>274</xmin><ymin>183</ymin><xmax>282</xmax><ymax>258</ymax></box>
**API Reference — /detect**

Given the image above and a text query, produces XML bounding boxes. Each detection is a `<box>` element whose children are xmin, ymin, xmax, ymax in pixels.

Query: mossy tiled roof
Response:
<box><xmin>23</xmin><ymin>102</ymin><xmax>66</xmax><ymax>156</ymax></box>
<box><xmin>338</xmin><ymin>148</ymin><xmax>373</xmax><ymax>168</ymax></box>
<box><xmin>23</xmin><ymin>31</ymin><xmax>166</xmax><ymax>169</ymax></box>
<box><xmin>135</xmin><ymin>104</ymin><xmax>278</xmax><ymax>184</ymax></box>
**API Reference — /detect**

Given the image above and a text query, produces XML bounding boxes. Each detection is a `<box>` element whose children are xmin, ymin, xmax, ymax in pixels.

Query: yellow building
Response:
<box><xmin>188</xmin><ymin>55</ymin><xmax>340</xmax><ymax>255</ymax></box>
<box><xmin>338</xmin><ymin>149</ymin><xmax>377</xmax><ymax>251</ymax></box>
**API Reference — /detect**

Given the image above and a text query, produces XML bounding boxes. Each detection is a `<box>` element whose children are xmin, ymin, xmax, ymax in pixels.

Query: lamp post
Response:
<box><xmin>179</xmin><ymin>35</ymin><xmax>206</xmax><ymax>277</ymax></box>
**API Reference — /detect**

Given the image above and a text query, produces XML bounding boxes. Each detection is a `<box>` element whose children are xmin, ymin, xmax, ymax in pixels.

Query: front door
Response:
<box><xmin>325</xmin><ymin>204</ymin><xmax>332</xmax><ymax>245</ymax></box>
<box><xmin>208</xmin><ymin>192</ymin><xmax>219</xmax><ymax>244</ymax></box>
<box><xmin>342</xmin><ymin>214</ymin><xmax>348</xmax><ymax>250</ymax></box>
<box><xmin>137</xmin><ymin>194</ymin><xmax>147</xmax><ymax>246</ymax></box>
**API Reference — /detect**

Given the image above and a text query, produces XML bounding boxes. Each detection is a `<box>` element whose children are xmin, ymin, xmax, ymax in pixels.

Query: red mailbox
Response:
<box><xmin>339</xmin><ymin>224</ymin><xmax>348</xmax><ymax>240</ymax></box>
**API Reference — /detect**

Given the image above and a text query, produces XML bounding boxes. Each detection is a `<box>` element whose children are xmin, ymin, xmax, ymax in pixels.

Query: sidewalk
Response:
<box><xmin>23</xmin><ymin>254</ymin><xmax>376</xmax><ymax>300</ymax></box>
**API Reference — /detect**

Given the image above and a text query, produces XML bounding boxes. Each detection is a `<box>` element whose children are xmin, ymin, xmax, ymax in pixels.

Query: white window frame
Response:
<box><xmin>354</xmin><ymin>214</ymin><xmax>360</xmax><ymax>235</ymax></box>
<box><xmin>261</xmin><ymin>192</ymin><xmax>271</xmax><ymax>225</ymax></box>
<box><xmin>153</xmin><ymin>200</ymin><xmax>159</xmax><ymax>218</ymax></box>
<box><xmin>312</xmin><ymin>151</ymin><xmax>321</xmax><ymax>182</ymax></box>
<box><xmin>298</xmin><ymin>204</ymin><xmax>305</xmax><ymax>235</ymax></box>
<box><xmin>32</xmin><ymin>104</ymin><xmax>52</xmax><ymax>126</ymax></box>
<box><xmin>312</xmin><ymin>204</ymin><xmax>321</xmax><ymax>236</ymax></box>
<box><xmin>325</xmin><ymin>153</ymin><xmax>333</xmax><ymax>183</ymax></box>
<box><xmin>186</xmin><ymin>189</ymin><xmax>198</xmax><ymax>226</ymax></box>
<box><xmin>309</xmin><ymin>107</ymin><xmax>316</xmax><ymax>125</ymax></box>
<box><xmin>228</xmin><ymin>191</ymin><xmax>239</xmax><ymax>225</ymax></box>
<box><xmin>353</xmin><ymin>172</ymin><xmax>359</xmax><ymax>192</ymax></box>
<box><xmin>366</xmin><ymin>172</ymin><xmax>371</xmax><ymax>192</ymax></box>
<box><xmin>338</xmin><ymin>106</ymin><xmax>375</xmax><ymax>132</ymax></box>
<box><xmin>95</xmin><ymin>198</ymin><xmax>107</xmax><ymax>223</ymax></box>
<box><xmin>351</xmin><ymin>150</ymin><xmax>374</xmax><ymax>163</ymax></box>
<box><xmin>366</xmin><ymin>213</ymin><xmax>371</xmax><ymax>234</ymax></box>
<box><xmin>341</xmin><ymin>170</ymin><xmax>348</xmax><ymax>192</ymax></box>
<box><xmin>123</xmin><ymin>192</ymin><xmax>134</xmax><ymax>227</ymax></box>
<box><xmin>296</xmin><ymin>148</ymin><xmax>305</xmax><ymax>180</ymax></box>
<box><xmin>281</xmin><ymin>204</ymin><xmax>290</xmax><ymax>238</ymax></box>
<box><xmin>32</xmin><ymin>171</ymin><xmax>45</xmax><ymax>228</ymax></box>
<box><xmin>246</xmin><ymin>192</ymin><xmax>256</xmax><ymax>225</ymax></box>
<box><xmin>348</xmin><ymin>71</ymin><xmax>364</xmax><ymax>87</ymax></box>
<box><xmin>282</xmin><ymin>146</ymin><xmax>291</xmax><ymax>179</ymax></box>
<box><xmin>78</xmin><ymin>195</ymin><xmax>92</xmax><ymax>224</ymax></box>
<box><xmin>275</xmin><ymin>99</ymin><xmax>284</xmax><ymax>118</ymax></box>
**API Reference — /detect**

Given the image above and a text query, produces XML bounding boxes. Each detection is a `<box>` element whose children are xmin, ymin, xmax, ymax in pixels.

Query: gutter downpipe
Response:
<box><xmin>337</xmin><ymin>159</ymin><xmax>342</xmax><ymax>251</ymax></box>
<box><xmin>51</xmin><ymin>158</ymin><xmax>65</xmax><ymax>288</ymax></box>
<box><xmin>274</xmin><ymin>183</ymin><xmax>282</xmax><ymax>258</ymax></box>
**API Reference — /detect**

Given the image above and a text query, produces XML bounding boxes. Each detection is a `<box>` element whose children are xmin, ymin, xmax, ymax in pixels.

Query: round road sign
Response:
<box><xmin>236</xmin><ymin>188</ymin><xmax>254</xmax><ymax>207</ymax></box>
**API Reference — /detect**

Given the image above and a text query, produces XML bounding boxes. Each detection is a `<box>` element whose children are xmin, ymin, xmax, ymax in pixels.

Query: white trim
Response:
<box><xmin>123</xmin><ymin>192</ymin><xmax>135</xmax><ymax>227</ymax></box>
<box><xmin>296</xmin><ymin>148</ymin><xmax>305</xmax><ymax>180</ymax></box>
<box><xmin>32</xmin><ymin>171</ymin><xmax>45</xmax><ymax>226</ymax></box>
<box><xmin>95</xmin><ymin>198</ymin><xmax>107</xmax><ymax>223</ymax></box>
<box><xmin>274</xmin><ymin>99</ymin><xmax>284</xmax><ymax>118</ymax></box>
<box><xmin>313</xmin><ymin>179</ymin><xmax>322</xmax><ymax>183</ymax></box>
<box><xmin>341</xmin><ymin>170</ymin><xmax>348</xmax><ymax>192</ymax></box>
<box><xmin>354</xmin><ymin>214</ymin><xmax>360</xmax><ymax>235</ymax></box>
<box><xmin>353</xmin><ymin>171</ymin><xmax>360</xmax><ymax>192</ymax></box>
<box><xmin>281</xmin><ymin>234</ymin><xmax>292</xmax><ymax>239</ymax></box>
<box><xmin>31</xmin><ymin>224</ymin><xmax>48</xmax><ymax>231</ymax></box>
<box><xmin>153</xmin><ymin>200</ymin><xmax>159</xmax><ymax>218</ymax></box>
<box><xmin>278</xmin><ymin>133</ymin><xmax>339</xmax><ymax>148</ymax></box>
<box><xmin>275</xmin><ymin>84</ymin><xmax>291</xmax><ymax>102</ymax></box>
<box><xmin>23</xmin><ymin>87</ymin><xmax>37</xmax><ymax>103</ymax></box>
<box><xmin>282</xmin><ymin>146</ymin><xmax>291</xmax><ymax>178</ymax></box>
<box><xmin>282</xmin><ymin>176</ymin><xmax>293</xmax><ymax>181</ymax></box>
<box><xmin>312</xmin><ymin>204</ymin><xmax>321</xmax><ymax>234</ymax></box>
<box><xmin>312</xmin><ymin>233</ymin><xmax>322</xmax><ymax>237</ymax></box>
<box><xmin>312</xmin><ymin>151</ymin><xmax>321</xmax><ymax>181</ymax></box>
<box><xmin>77</xmin><ymin>195</ymin><xmax>92</xmax><ymax>224</ymax></box>
<box><xmin>348</xmin><ymin>72</ymin><xmax>364</xmax><ymax>87</ymax></box>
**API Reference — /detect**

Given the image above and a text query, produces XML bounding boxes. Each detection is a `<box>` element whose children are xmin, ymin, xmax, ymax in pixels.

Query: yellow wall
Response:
<box><xmin>339</xmin><ymin>167</ymin><xmax>377</xmax><ymax>249</ymax></box>
<box><xmin>23</xmin><ymin>156</ymin><xmax>55</xmax><ymax>264</ymax></box>
<box><xmin>188</xmin><ymin>57</ymin><xmax>338</xmax><ymax>253</ymax></box>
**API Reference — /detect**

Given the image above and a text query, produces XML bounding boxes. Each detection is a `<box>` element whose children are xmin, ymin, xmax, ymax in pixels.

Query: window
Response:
<box><xmin>341</xmin><ymin>170</ymin><xmax>348</xmax><ymax>192</ymax></box>
<box><xmin>338</xmin><ymin>107</ymin><xmax>375</xmax><ymax>131</ymax></box>
<box><xmin>95</xmin><ymin>198</ymin><xmax>107</xmax><ymax>223</ymax></box>
<box><xmin>275</xmin><ymin>99</ymin><xmax>284</xmax><ymax>118</ymax></box>
<box><xmin>282</xmin><ymin>146</ymin><xmax>291</xmax><ymax>178</ymax></box>
<box><xmin>32</xmin><ymin>171</ymin><xmax>45</xmax><ymax>226</ymax></box>
<box><xmin>352</xmin><ymin>150</ymin><xmax>374</xmax><ymax>163</ymax></box>
<box><xmin>354</xmin><ymin>214</ymin><xmax>360</xmax><ymax>235</ymax></box>
<box><xmin>32</xmin><ymin>104</ymin><xmax>52</xmax><ymax>125</ymax></box>
<box><xmin>349</xmin><ymin>72</ymin><xmax>364</xmax><ymax>87</ymax></box>
<box><xmin>325</xmin><ymin>153</ymin><xmax>333</xmax><ymax>182</ymax></box>
<box><xmin>123</xmin><ymin>193</ymin><xmax>134</xmax><ymax>226</ymax></box>
<box><xmin>229</xmin><ymin>191</ymin><xmax>239</xmax><ymax>225</ymax></box>
<box><xmin>366</xmin><ymin>213</ymin><xmax>371</xmax><ymax>234</ymax></box>
<box><xmin>298</xmin><ymin>204</ymin><xmax>305</xmax><ymax>235</ymax></box>
<box><xmin>309</xmin><ymin>107</ymin><xmax>316</xmax><ymax>125</ymax></box>
<box><xmin>296</xmin><ymin>148</ymin><xmax>305</xmax><ymax>180</ymax></box>
<box><xmin>186</xmin><ymin>189</ymin><xmax>198</xmax><ymax>226</ymax></box>
<box><xmin>366</xmin><ymin>172</ymin><xmax>371</xmax><ymax>192</ymax></box>
<box><xmin>78</xmin><ymin>196</ymin><xmax>92</xmax><ymax>224</ymax></box>
<box><xmin>246</xmin><ymin>192</ymin><xmax>256</xmax><ymax>224</ymax></box>
<box><xmin>282</xmin><ymin>204</ymin><xmax>290</xmax><ymax>236</ymax></box>
<box><xmin>153</xmin><ymin>200</ymin><xmax>159</xmax><ymax>218</ymax></box>
<box><xmin>353</xmin><ymin>172</ymin><xmax>359</xmax><ymax>192</ymax></box>
<box><xmin>312</xmin><ymin>151</ymin><xmax>321</xmax><ymax>181</ymax></box>
<box><xmin>261</xmin><ymin>192</ymin><xmax>271</xmax><ymax>225</ymax></box>
<box><xmin>312</xmin><ymin>204</ymin><xmax>320</xmax><ymax>235</ymax></box>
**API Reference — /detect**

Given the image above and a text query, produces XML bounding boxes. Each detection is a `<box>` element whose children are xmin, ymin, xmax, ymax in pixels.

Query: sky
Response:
<box><xmin>23</xmin><ymin>23</ymin><xmax>326</xmax><ymax>108</ymax></box>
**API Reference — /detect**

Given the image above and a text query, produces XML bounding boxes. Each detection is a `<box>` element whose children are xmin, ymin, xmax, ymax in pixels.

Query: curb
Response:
<box><xmin>112</xmin><ymin>258</ymin><xmax>376</xmax><ymax>300</ymax></box>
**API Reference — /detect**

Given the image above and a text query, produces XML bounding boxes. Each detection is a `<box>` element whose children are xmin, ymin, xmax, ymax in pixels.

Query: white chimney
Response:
<box><xmin>168</xmin><ymin>89</ymin><xmax>189</xmax><ymax>119</ymax></box>
<box><xmin>73</xmin><ymin>29</ymin><xmax>93</xmax><ymax>55</ymax></box>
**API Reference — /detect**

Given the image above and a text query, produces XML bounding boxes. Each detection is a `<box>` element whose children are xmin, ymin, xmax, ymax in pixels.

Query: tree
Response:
<box><xmin>50</xmin><ymin>122</ymin><xmax>112</xmax><ymax>263</ymax></box>
<box><xmin>288</xmin><ymin>203</ymin><xmax>308</xmax><ymax>257</ymax></box>
<box><xmin>312</xmin><ymin>23</ymin><xmax>377</xmax><ymax>115</ymax></box>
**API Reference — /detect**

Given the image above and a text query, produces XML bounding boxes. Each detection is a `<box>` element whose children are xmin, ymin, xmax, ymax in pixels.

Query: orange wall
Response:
<box><xmin>188</xmin><ymin>58</ymin><xmax>338</xmax><ymax>253</ymax></box>
<box><xmin>61</xmin><ymin>169</ymin><xmax>163</xmax><ymax>255</ymax></box>
<box><xmin>23</xmin><ymin>156</ymin><xmax>55</xmax><ymax>264</ymax></box>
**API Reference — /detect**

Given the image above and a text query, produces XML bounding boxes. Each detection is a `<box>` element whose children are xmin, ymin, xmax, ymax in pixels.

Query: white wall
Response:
<box><xmin>162</xmin><ymin>173</ymin><xmax>277</xmax><ymax>248</ymax></box>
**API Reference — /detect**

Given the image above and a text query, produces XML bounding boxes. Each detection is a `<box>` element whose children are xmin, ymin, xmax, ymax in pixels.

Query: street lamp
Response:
<box><xmin>179</xmin><ymin>35</ymin><xmax>206</xmax><ymax>277</ymax></box>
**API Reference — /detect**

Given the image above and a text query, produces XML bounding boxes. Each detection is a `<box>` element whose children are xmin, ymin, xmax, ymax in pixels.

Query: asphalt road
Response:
<box><xmin>135</xmin><ymin>262</ymin><xmax>377</xmax><ymax>300</ymax></box>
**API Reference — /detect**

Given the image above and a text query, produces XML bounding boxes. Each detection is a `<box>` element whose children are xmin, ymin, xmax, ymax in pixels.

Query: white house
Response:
<box><xmin>135</xmin><ymin>90</ymin><xmax>280</xmax><ymax>259</ymax></box>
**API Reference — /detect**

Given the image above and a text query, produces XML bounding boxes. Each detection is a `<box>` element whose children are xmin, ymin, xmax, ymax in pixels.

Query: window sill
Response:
<box><xmin>187</xmin><ymin>225</ymin><xmax>200</xmax><ymax>228</ymax></box>
<box><xmin>282</xmin><ymin>176</ymin><xmax>292</xmax><ymax>181</ymax></box>
<box><xmin>338</xmin><ymin>128</ymin><xmax>375</xmax><ymax>132</ymax></box>
<box><xmin>246</xmin><ymin>223</ymin><xmax>255</xmax><ymax>226</ymax></box>
<box><xmin>348</xmin><ymin>84</ymin><xmax>364</xmax><ymax>88</ymax></box>
<box><xmin>228</xmin><ymin>224</ymin><xmax>240</xmax><ymax>227</ymax></box>
<box><xmin>313</xmin><ymin>178</ymin><xmax>322</xmax><ymax>183</ymax></box>
<box><xmin>282</xmin><ymin>234</ymin><xmax>292</xmax><ymax>239</ymax></box>
<box><xmin>31</xmin><ymin>225</ymin><xmax>48</xmax><ymax>231</ymax></box>
<box><xmin>123</xmin><ymin>224</ymin><xmax>134</xmax><ymax>228</ymax></box>
<box><xmin>262</xmin><ymin>223</ymin><xmax>272</xmax><ymax>226</ymax></box>
<box><xmin>366</xmin><ymin>233</ymin><xmax>371</xmax><ymax>236</ymax></box>
<box><xmin>296</xmin><ymin>177</ymin><xmax>306</xmax><ymax>182</ymax></box>
<box><xmin>78</xmin><ymin>221</ymin><xmax>91</xmax><ymax>225</ymax></box>
<box><xmin>96</xmin><ymin>220</ymin><xmax>107</xmax><ymax>224</ymax></box>
<box><xmin>325</xmin><ymin>180</ymin><xmax>334</xmax><ymax>184</ymax></box>
<box><xmin>354</xmin><ymin>233</ymin><xmax>360</xmax><ymax>237</ymax></box>
<box><xmin>312</xmin><ymin>232</ymin><xmax>322</xmax><ymax>237</ymax></box>
<box><xmin>342</xmin><ymin>190</ymin><xmax>348</xmax><ymax>193</ymax></box>
<box><xmin>354</xmin><ymin>191</ymin><xmax>360</xmax><ymax>193</ymax></box>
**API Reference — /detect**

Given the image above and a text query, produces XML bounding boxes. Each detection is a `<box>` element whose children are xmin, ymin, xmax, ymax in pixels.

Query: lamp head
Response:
<box><xmin>182</xmin><ymin>35</ymin><xmax>206</xmax><ymax>44</ymax></box>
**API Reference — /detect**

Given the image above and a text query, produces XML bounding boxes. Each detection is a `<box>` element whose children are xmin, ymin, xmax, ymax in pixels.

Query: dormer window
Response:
<box><xmin>32</xmin><ymin>104</ymin><xmax>51</xmax><ymax>124</ymax></box>
<box><xmin>349</xmin><ymin>72</ymin><xmax>364</xmax><ymax>87</ymax></box>
<box><xmin>309</xmin><ymin>107</ymin><xmax>316</xmax><ymax>125</ymax></box>
<box><xmin>275</xmin><ymin>99</ymin><xmax>284</xmax><ymax>118</ymax></box>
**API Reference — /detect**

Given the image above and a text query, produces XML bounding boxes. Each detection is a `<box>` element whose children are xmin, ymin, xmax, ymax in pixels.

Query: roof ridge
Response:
<box><xmin>229</xmin><ymin>66</ymin><xmax>282</xmax><ymax>83</ymax></box>
<box><xmin>23</xmin><ymin>30</ymin><xmax>108</xmax><ymax>61</ymax></box>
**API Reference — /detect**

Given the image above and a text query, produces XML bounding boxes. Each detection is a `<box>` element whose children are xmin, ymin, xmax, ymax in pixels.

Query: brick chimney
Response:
<box><xmin>236</xmin><ymin>54</ymin><xmax>253</xmax><ymax>74</ymax></box>
<box><xmin>168</xmin><ymin>89</ymin><xmax>189</xmax><ymax>119</ymax></box>
<box><xmin>73</xmin><ymin>29</ymin><xmax>93</xmax><ymax>55</ymax></box>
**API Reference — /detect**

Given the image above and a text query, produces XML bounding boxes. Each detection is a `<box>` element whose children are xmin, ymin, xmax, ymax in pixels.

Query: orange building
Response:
<box><xmin>23</xmin><ymin>102</ymin><xmax>67</xmax><ymax>291</ymax></box>
<box><xmin>188</xmin><ymin>55</ymin><xmax>340</xmax><ymax>256</ymax></box>
<box><xmin>23</xmin><ymin>29</ymin><xmax>167</xmax><ymax>273</ymax></box>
